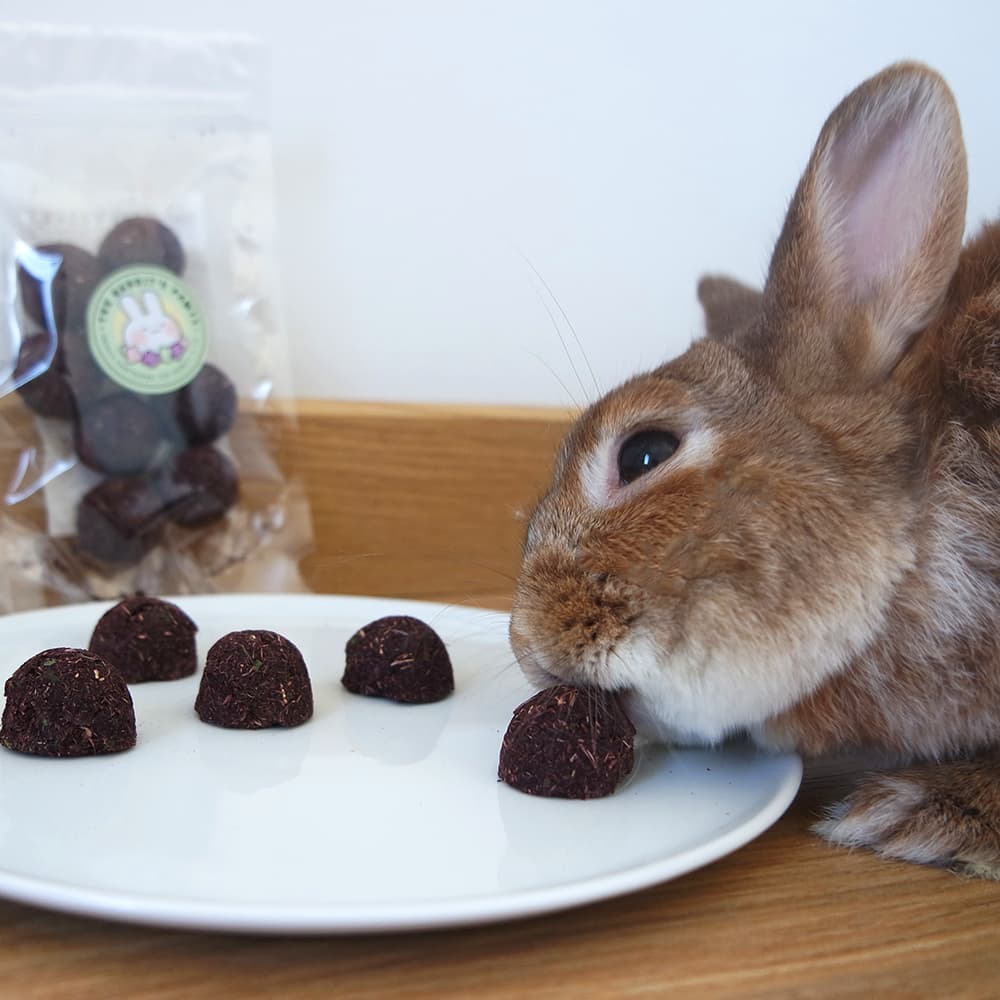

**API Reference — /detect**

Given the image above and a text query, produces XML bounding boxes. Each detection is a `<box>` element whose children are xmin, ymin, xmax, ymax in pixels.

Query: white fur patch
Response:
<box><xmin>605</xmin><ymin>573</ymin><xmax>897</xmax><ymax>745</ymax></box>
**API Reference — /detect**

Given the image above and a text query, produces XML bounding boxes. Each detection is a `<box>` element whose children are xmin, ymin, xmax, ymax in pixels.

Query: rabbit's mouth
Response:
<box><xmin>509</xmin><ymin>548</ymin><xmax>650</xmax><ymax>690</ymax></box>
<box><xmin>509</xmin><ymin>618</ymin><xmax>637</xmax><ymax>694</ymax></box>
<box><xmin>513</xmin><ymin>650</ymin><xmax>632</xmax><ymax>699</ymax></box>
<box><xmin>516</xmin><ymin>656</ymin><xmax>564</xmax><ymax>690</ymax></box>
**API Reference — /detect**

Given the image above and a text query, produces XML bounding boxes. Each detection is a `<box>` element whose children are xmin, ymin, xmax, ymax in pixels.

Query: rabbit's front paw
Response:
<box><xmin>814</xmin><ymin>762</ymin><xmax>1000</xmax><ymax>879</ymax></box>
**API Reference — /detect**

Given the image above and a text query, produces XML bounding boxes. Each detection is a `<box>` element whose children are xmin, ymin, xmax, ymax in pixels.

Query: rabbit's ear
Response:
<box><xmin>697</xmin><ymin>275</ymin><xmax>762</xmax><ymax>342</ymax></box>
<box><xmin>765</xmin><ymin>63</ymin><xmax>968</xmax><ymax>381</ymax></box>
<box><xmin>121</xmin><ymin>295</ymin><xmax>143</xmax><ymax>321</ymax></box>
<box><xmin>142</xmin><ymin>291</ymin><xmax>164</xmax><ymax>317</ymax></box>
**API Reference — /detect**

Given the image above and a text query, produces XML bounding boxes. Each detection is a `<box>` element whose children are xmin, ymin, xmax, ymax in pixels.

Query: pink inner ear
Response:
<box><xmin>826</xmin><ymin>105</ymin><xmax>937</xmax><ymax>303</ymax></box>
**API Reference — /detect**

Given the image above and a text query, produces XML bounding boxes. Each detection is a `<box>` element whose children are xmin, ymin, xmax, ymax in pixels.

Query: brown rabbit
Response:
<box><xmin>509</xmin><ymin>62</ymin><xmax>1000</xmax><ymax>878</ymax></box>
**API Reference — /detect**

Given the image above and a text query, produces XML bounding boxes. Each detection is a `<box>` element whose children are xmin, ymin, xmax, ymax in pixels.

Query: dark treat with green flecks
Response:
<box><xmin>89</xmin><ymin>596</ymin><xmax>198</xmax><ymax>683</ymax></box>
<box><xmin>98</xmin><ymin>217</ymin><xmax>186</xmax><ymax>275</ymax></box>
<box><xmin>342</xmin><ymin>615</ymin><xmax>454</xmax><ymax>703</ymax></box>
<box><xmin>74</xmin><ymin>393</ymin><xmax>172</xmax><ymax>476</ymax></box>
<box><xmin>498</xmin><ymin>685</ymin><xmax>636</xmax><ymax>799</ymax></box>
<box><xmin>0</xmin><ymin>648</ymin><xmax>136</xmax><ymax>757</ymax></box>
<box><xmin>156</xmin><ymin>446</ymin><xmax>239</xmax><ymax>528</ymax></box>
<box><xmin>195</xmin><ymin>630</ymin><xmax>313</xmax><ymax>729</ymax></box>
<box><xmin>159</xmin><ymin>363</ymin><xmax>237</xmax><ymax>447</ymax></box>
<box><xmin>76</xmin><ymin>476</ymin><xmax>164</xmax><ymax>566</ymax></box>
<box><xmin>17</xmin><ymin>243</ymin><xmax>106</xmax><ymax>330</ymax></box>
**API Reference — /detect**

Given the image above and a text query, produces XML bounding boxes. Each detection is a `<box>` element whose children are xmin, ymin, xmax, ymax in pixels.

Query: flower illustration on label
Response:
<box><xmin>86</xmin><ymin>265</ymin><xmax>207</xmax><ymax>395</ymax></box>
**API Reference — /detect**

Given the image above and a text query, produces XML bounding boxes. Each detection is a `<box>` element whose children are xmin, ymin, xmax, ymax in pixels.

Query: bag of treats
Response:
<box><xmin>0</xmin><ymin>26</ymin><xmax>312</xmax><ymax>612</ymax></box>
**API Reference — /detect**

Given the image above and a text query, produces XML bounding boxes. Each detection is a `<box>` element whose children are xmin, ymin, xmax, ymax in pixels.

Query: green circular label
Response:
<box><xmin>86</xmin><ymin>265</ymin><xmax>208</xmax><ymax>395</ymax></box>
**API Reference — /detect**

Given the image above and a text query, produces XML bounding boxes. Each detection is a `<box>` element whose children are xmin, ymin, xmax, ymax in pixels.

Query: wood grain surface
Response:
<box><xmin>285</xmin><ymin>400</ymin><xmax>573</xmax><ymax>601</ymax></box>
<box><xmin>0</xmin><ymin>399</ymin><xmax>997</xmax><ymax>999</ymax></box>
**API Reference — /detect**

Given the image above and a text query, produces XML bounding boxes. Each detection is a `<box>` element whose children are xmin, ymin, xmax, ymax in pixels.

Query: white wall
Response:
<box><xmin>9</xmin><ymin>1</ymin><xmax>999</xmax><ymax>406</ymax></box>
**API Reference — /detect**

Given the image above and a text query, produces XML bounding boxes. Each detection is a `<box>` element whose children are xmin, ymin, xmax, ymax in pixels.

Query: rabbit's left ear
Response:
<box><xmin>697</xmin><ymin>275</ymin><xmax>762</xmax><ymax>342</ymax></box>
<box><xmin>765</xmin><ymin>63</ymin><xmax>968</xmax><ymax>380</ymax></box>
<box><xmin>142</xmin><ymin>291</ymin><xmax>164</xmax><ymax>317</ymax></box>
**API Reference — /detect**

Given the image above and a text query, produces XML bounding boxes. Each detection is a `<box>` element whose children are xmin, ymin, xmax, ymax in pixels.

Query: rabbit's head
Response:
<box><xmin>510</xmin><ymin>63</ymin><xmax>969</xmax><ymax>745</ymax></box>
<box><xmin>122</xmin><ymin>291</ymin><xmax>181</xmax><ymax>350</ymax></box>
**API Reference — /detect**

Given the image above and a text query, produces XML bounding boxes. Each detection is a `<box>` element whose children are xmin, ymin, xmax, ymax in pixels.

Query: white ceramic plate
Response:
<box><xmin>0</xmin><ymin>594</ymin><xmax>801</xmax><ymax>934</ymax></box>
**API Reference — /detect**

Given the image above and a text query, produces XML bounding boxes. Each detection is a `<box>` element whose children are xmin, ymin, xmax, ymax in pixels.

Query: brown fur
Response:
<box><xmin>510</xmin><ymin>63</ymin><xmax>1000</xmax><ymax>876</ymax></box>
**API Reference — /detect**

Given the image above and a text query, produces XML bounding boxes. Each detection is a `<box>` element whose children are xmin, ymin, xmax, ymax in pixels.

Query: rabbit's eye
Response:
<box><xmin>617</xmin><ymin>430</ymin><xmax>679</xmax><ymax>485</ymax></box>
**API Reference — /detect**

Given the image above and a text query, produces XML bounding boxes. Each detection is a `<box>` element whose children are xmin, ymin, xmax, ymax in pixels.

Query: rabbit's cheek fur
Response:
<box><xmin>605</xmin><ymin>512</ymin><xmax>917</xmax><ymax>746</ymax></box>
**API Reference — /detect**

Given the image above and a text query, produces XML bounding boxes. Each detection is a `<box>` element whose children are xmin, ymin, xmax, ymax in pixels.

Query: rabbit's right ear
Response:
<box><xmin>764</xmin><ymin>63</ymin><xmax>968</xmax><ymax>382</ymax></box>
<box><xmin>142</xmin><ymin>291</ymin><xmax>164</xmax><ymax>318</ymax></box>
<box><xmin>121</xmin><ymin>295</ymin><xmax>143</xmax><ymax>321</ymax></box>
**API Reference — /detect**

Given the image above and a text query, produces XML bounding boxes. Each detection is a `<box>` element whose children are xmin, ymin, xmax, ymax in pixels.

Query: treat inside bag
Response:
<box><xmin>0</xmin><ymin>27</ymin><xmax>312</xmax><ymax>611</ymax></box>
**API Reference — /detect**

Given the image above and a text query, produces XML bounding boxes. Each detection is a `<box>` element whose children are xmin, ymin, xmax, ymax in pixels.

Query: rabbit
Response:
<box><xmin>122</xmin><ymin>291</ymin><xmax>186</xmax><ymax>366</ymax></box>
<box><xmin>509</xmin><ymin>61</ymin><xmax>1000</xmax><ymax>879</ymax></box>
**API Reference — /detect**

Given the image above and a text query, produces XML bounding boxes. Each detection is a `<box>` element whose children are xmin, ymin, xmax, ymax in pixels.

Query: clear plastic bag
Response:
<box><xmin>0</xmin><ymin>26</ymin><xmax>312</xmax><ymax>612</ymax></box>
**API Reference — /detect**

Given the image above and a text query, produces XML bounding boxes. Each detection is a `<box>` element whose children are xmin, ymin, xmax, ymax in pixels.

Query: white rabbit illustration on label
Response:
<box><xmin>121</xmin><ymin>291</ymin><xmax>187</xmax><ymax>367</ymax></box>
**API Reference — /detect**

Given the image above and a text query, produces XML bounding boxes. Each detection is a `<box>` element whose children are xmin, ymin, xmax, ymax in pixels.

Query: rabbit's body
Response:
<box><xmin>510</xmin><ymin>65</ymin><xmax>1000</xmax><ymax>876</ymax></box>
<box><xmin>764</xmin><ymin>222</ymin><xmax>1000</xmax><ymax>759</ymax></box>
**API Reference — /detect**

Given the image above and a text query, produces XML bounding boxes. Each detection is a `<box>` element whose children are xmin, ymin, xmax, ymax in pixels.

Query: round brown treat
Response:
<box><xmin>75</xmin><ymin>393</ymin><xmax>172</xmax><ymax>476</ymax></box>
<box><xmin>60</xmin><ymin>327</ymin><xmax>113</xmax><ymax>406</ymax></box>
<box><xmin>156</xmin><ymin>446</ymin><xmax>239</xmax><ymax>528</ymax></box>
<box><xmin>90</xmin><ymin>596</ymin><xmax>198</xmax><ymax>683</ymax></box>
<box><xmin>195</xmin><ymin>630</ymin><xmax>313</xmax><ymax>729</ymax></box>
<box><xmin>342</xmin><ymin>616</ymin><xmax>453</xmax><ymax>704</ymax></box>
<box><xmin>0</xmin><ymin>648</ymin><xmax>136</xmax><ymax>757</ymax></box>
<box><xmin>13</xmin><ymin>332</ymin><xmax>76</xmax><ymax>419</ymax></box>
<box><xmin>498</xmin><ymin>685</ymin><xmax>636</xmax><ymax>799</ymax></box>
<box><xmin>98</xmin><ymin>217</ymin><xmax>185</xmax><ymax>275</ymax></box>
<box><xmin>17</xmin><ymin>243</ymin><xmax>105</xmax><ymax>329</ymax></box>
<box><xmin>160</xmin><ymin>364</ymin><xmax>238</xmax><ymax>446</ymax></box>
<box><xmin>76</xmin><ymin>476</ymin><xmax>164</xmax><ymax>565</ymax></box>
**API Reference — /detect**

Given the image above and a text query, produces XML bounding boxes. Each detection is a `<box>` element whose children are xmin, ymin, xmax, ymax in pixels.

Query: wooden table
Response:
<box><xmin>0</xmin><ymin>401</ymin><xmax>997</xmax><ymax>997</ymax></box>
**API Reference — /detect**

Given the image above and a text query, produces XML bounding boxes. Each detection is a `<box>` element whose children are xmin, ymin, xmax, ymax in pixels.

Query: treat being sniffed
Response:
<box><xmin>196</xmin><ymin>630</ymin><xmax>313</xmax><ymax>729</ymax></box>
<box><xmin>498</xmin><ymin>685</ymin><xmax>636</xmax><ymax>799</ymax></box>
<box><xmin>342</xmin><ymin>615</ymin><xmax>453</xmax><ymax>703</ymax></box>
<box><xmin>98</xmin><ymin>217</ymin><xmax>186</xmax><ymax>275</ymax></box>
<box><xmin>76</xmin><ymin>476</ymin><xmax>164</xmax><ymax>566</ymax></box>
<box><xmin>90</xmin><ymin>596</ymin><xmax>198</xmax><ymax>683</ymax></box>
<box><xmin>0</xmin><ymin>648</ymin><xmax>136</xmax><ymax>757</ymax></box>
